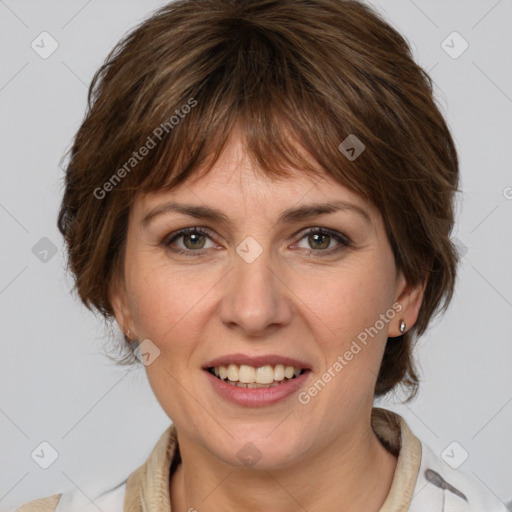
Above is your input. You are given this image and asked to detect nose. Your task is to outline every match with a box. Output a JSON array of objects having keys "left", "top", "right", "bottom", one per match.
[{"left": 218, "top": 245, "right": 293, "bottom": 337}]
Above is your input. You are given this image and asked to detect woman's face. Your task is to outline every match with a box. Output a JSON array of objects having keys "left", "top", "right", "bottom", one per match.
[{"left": 111, "top": 129, "right": 423, "bottom": 469}]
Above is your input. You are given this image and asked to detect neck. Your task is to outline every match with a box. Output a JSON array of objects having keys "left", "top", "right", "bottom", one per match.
[{"left": 170, "top": 413, "right": 398, "bottom": 512}]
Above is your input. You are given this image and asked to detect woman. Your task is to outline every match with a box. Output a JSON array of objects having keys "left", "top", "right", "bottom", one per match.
[{"left": 15, "top": 0, "right": 508, "bottom": 510}]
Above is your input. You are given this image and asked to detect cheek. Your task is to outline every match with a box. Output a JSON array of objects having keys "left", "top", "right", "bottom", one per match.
[
  {"left": 294, "top": 261, "right": 395, "bottom": 341},
  {"left": 124, "top": 254, "right": 219, "bottom": 354},
  {"left": 291, "top": 256, "right": 396, "bottom": 401}
]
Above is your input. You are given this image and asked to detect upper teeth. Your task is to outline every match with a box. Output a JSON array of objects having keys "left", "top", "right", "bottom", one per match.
[{"left": 212, "top": 364, "right": 302, "bottom": 384}]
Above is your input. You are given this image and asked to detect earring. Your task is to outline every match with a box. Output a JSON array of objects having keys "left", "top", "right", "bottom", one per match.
[
  {"left": 125, "top": 328, "right": 134, "bottom": 342},
  {"left": 399, "top": 320, "right": 406, "bottom": 334}
]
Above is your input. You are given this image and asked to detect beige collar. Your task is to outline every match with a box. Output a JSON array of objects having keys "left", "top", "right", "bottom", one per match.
[
  {"left": 372, "top": 408, "right": 422, "bottom": 511},
  {"left": 124, "top": 407, "right": 421, "bottom": 511}
]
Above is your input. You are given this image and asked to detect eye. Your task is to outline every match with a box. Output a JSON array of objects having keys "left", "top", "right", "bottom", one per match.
[
  {"left": 163, "top": 226, "right": 351, "bottom": 257},
  {"left": 294, "top": 228, "right": 351, "bottom": 256},
  {"left": 163, "top": 227, "right": 217, "bottom": 256}
]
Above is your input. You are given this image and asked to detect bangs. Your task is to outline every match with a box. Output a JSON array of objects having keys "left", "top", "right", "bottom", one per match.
[
  {"left": 101, "top": 16, "right": 372, "bottom": 202},
  {"left": 136, "top": 97, "right": 359, "bottom": 197}
]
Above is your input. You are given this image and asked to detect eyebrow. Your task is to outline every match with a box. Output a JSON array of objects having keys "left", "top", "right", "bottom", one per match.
[{"left": 141, "top": 200, "right": 371, "bottom": 227}]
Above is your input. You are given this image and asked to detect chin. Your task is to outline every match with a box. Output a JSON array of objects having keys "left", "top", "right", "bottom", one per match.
[{"left": 210, "top": 428, "right": 306, "bottom": 470}]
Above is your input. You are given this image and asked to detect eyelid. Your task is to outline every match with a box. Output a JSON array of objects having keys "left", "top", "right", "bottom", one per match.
[
  {"left": 295, "top": 226, "right": 351, "bottom": 246},
  {"left": 163, "top": 226, "right": 218, "bottom": 248}
]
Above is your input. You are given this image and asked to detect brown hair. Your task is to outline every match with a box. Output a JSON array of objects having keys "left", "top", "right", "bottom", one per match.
[{"left": 57, "top": 0, "right": 459, "bottom": 401}]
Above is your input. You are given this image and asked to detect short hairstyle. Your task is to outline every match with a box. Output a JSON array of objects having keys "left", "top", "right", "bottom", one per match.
[{"left": 57, "top": 0, "right": 459, "bottom": 401}]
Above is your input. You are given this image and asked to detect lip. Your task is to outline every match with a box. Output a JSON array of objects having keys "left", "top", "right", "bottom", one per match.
[
  {"left": 203, "top": 353, "right": 312, "bottom": 370},
  {"left": 204, "top": 368, "right": 312, "bottom": 407}
]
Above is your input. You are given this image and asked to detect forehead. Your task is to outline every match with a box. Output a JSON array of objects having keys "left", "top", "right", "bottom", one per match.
[{"left": 134, "top": 129, "right": 376, "bottom": 223}]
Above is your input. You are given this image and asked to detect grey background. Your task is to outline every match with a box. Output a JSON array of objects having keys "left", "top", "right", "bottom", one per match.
[{"left": 1, "top": 0, "right": 511, "bottom": 510}]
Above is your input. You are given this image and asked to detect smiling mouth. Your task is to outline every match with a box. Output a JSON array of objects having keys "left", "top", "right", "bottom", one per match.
[{"left": 207, "top": 364, "right": 308, "bottom": 388}]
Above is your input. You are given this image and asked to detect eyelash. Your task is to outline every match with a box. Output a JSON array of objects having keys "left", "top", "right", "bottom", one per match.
[{"left": 162, "top": 226, "right": 352, "bottom": 257}]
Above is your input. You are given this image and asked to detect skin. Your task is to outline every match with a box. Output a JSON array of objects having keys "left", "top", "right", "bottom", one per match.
[{"left": 110, "top": 127, "right": 425, "bottom": 512}]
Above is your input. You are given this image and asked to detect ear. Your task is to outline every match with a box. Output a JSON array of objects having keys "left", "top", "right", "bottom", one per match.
[
  {"left": 390, "top": 271, "right": 427, "bottom": 337},
  {"left": 109, "top": 274, "right": 134, "bottom": 338}
]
